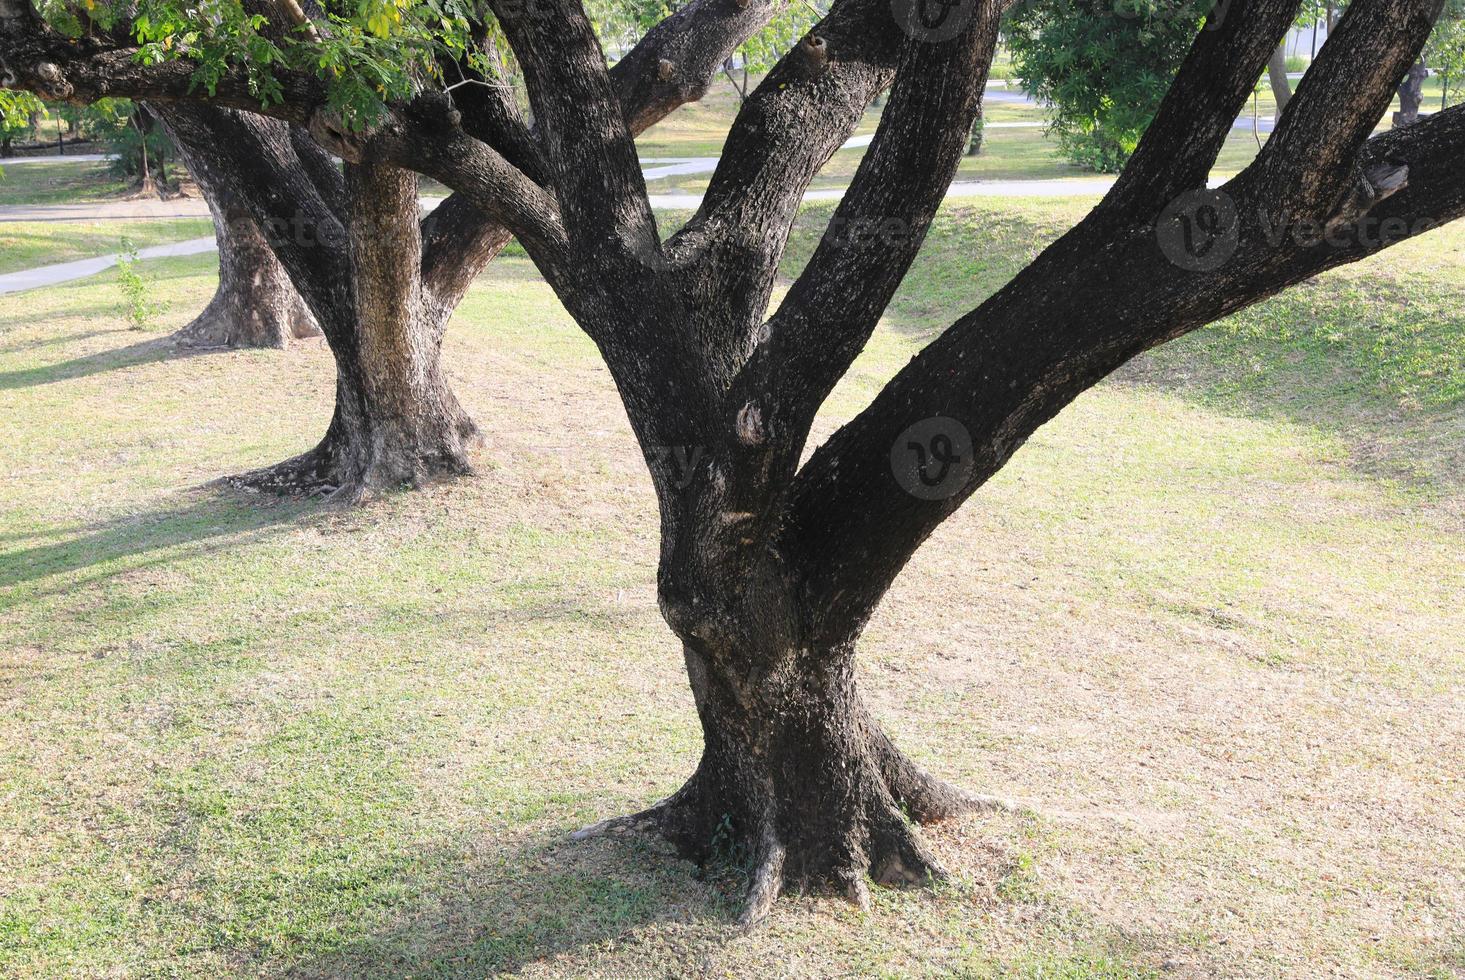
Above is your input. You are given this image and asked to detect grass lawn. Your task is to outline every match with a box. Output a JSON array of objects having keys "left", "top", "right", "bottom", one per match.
[
  {"left": 0, "top": 219, "right": 214, "bottom": 276},
  {"left": 0, "top": 161, "right": 133, "bottom": 207},
  {"left": 0, "top": 199, "right": 1462, "bottom": 978}
]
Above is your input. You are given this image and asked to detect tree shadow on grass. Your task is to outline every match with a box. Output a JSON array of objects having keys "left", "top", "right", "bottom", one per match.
[
  {"left": 283, "top": 830, "right": 738, "bottom": 978},
  {"left": 0, "top": 333, "right": 209, "bottom": 390},
  {"left": 0, "top": 488, "right": 322, "bottom": 599}
]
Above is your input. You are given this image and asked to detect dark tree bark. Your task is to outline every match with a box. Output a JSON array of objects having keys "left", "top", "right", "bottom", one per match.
[
  {"left": 163, "top": 106, "right": 483, "bottom": 500},
  {"left": 159, "top": 105, "right": 320, "bottom": 350},
  {"left": 6, "top": 0, "right": 1464, "bottom": 925}
]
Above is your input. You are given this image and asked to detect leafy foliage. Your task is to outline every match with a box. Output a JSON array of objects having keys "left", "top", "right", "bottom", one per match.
[
  {"left": 1428, "top": 1, "right": 1465, "bottom": 108},
  {"left": 1004, "top": 0, "right": 1208, "bottom": 172},
  {"left": 115, "top": 236, "right": 165, "bottom": 329}
]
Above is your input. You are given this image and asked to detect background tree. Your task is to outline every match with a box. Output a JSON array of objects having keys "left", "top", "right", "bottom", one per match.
[
  {"left": 1, "top": 0, "right": 780, "bottom": 498},
  {"left": 1005, "top": 0, "right": 1205, "bottom": 172},
  {"left": 1427, "top": 0, "right": 1465, "bottom": 105},
  {"left": 4, "top": 0, "right": 1463, "bottom": 926},
  {"left": 160, "top": 105, "right": 321, "bottom": 349},
  {"left": 0, "top": 89, "right": 44, "bottom": 156}
]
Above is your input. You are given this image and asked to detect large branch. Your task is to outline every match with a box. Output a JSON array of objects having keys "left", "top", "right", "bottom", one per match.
[
  {"left": 778, "top": 100, "right": 1465, "bottom": 643},
  {"left": 487, "top": 0, "right": 656, "bottom": 252},
  {"left": 664, "top": 0, "right": 904, "bottom": 338},
  {"left": 1101, "top": 0, "right": 1304, "bottom": 215},
  {"left": 1251, "top": 0, "right": 1446, "bottom": 218},
  {"left": 0, "top": 1, "right": 324, "bottom": 124},
  {"left": 724, "top": 3, "right": 1001, "bottom": 464},
  {"left": 418, "top": 0, "right": 785, "bottom": 310}
]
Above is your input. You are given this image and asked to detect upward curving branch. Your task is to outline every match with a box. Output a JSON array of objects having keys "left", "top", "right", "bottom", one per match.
[
  {"left": 1101, "top": 0, "right": 1304, "bottom": 216},
  {"left": 778, "top": 0, "right": 1462, "bottom": 641},
  {"left": 727, "top": 3, "right": 1002, "bottom": 457},
  {"left": 417, "top": 0, "right": 786, "bottom": 314}
]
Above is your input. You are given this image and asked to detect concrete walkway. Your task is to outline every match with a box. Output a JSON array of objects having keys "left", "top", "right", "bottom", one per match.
[
  {"left": 0, "top": 236, "right": 217, "bottom": 295},
  {"left": 3, "top": 174, "right": 1145, "bottom": 295},
  {"left": 0, "top": 152, "right": 115, "bottom": 165}
]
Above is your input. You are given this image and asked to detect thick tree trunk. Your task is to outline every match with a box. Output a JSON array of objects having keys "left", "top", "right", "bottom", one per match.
[
  {"left": 1267, "top": 43, "right": 1293, "bottom": 115},
  {"left": 233, "top": 351, "right": 479, "bottom": 501},
  {"left": 226, "top": 161, "right": 482, "bottom": 501},
  {"left": 583, "top": 628, "right": 1010, "bottom": 923},
  {"left": 160, "top": 104, "right": 320, "bottom": 349}
]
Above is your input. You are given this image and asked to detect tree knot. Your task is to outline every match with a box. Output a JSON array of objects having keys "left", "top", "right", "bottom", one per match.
[
  {"left": 407, "top": 90, "right": 461, "bottom": 131},
  {"left": 30, "top": 61, "right": 72, "bottom": 100},
  {"left": 657, "top": 58, "right": 676, "bottom": 82},
  {"left": 735, "top": 402, "right": 765, "bottom": 447},
  {"left": 798, "top": 36, "right": 829, "bottom": 75},
  {"left": 1324, "top": 159, "right": 1409, "bottom": 236},
  {"left": 308, "top": 108, "right": 368, "bottom": 163}
]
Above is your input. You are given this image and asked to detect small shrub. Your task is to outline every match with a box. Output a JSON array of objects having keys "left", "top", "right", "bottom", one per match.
[{"left": 115, "top": 237, "right": 164, "bottom": 330}]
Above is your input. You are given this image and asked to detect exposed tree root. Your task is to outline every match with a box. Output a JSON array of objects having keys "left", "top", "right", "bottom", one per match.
[
  {"left": 567, "top": 741, "right": 1019, "bottom": 927},
  {"left": 221, "top": 422, "right": 479, "bottom": 504}
]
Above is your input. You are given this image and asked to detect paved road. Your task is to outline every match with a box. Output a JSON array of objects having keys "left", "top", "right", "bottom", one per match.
[
  {"left": 1, "top": 175, "right": 1141, "bottom": 295},
  {"left": 0, "top": 99, "right": 1250, "bottom": 294}
]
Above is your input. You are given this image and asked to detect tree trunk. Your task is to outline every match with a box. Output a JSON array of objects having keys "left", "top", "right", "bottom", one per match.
[
  {"left": 175, "top": 201, "right": 319, "bottom": 349},
  {"left": 1, "top": 133, "right": 11, "bottom": 157},
  {"left": 669, "top": 641, "right": 1002, "bottom": 920},
  {"left": 965, "top": 107, "right": 984, "bottom": 156},
  {"left": 161, "top": 104, "right": 321, "bottom": 349},
  {"left": 1394, "top": 60, "right": 1428, "bottom": 127},
  {"left": 1267, "top": 43, "right": 1293, "bottom": 116},
  {"left": 226, "top": 160, "right": 481, "bottom": 501}
]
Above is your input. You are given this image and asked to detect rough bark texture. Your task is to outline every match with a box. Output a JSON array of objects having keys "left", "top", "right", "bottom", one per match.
[
  {"left": 160, "top": 107, "right": 481, "bottom": 500},
  {"left": 583, "top": 638, "right": 1011, "bottom": 923},
  {"left": 161, "top": 105, "right": 320, "bottom": 349}
]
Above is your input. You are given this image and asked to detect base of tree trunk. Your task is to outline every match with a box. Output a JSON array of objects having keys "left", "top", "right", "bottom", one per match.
[
  {"left": 573, "top": 681, "right": 1015, "bottom": 926},
  {"left": 225, "top": 390, "right": 483, "bottom": 503},
  {"left": 173, "top": 286, "right": 321, "bottom": 350}
]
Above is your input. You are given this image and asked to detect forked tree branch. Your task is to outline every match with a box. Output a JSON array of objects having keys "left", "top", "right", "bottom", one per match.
[
  {"left": 1101, "top": 0, "right": 1303, "bottom": 216},
  {"left": 665, "top": 0, "right": 904, "bottom": 339},
  {"left": 487, "top": 0, "right": 658, "bottom": 254},
  {"left": 1252, "top": 0, "right": 1446, "bottom": 218},
  {"left": 418, "top": 0, "right": 784, "bottom": 310},
  {"left": 727, "top": 3, "right": 1003, "bottom": 464}
]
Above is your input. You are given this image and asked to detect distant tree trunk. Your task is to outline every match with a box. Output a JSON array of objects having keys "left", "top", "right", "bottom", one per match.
[
  {"left": 160, "top": 108, "right": 478, "bottom": 499},
  {"left": 160, "top": 105, "right": 320, "bottom": 349},
  {"left": 177, "top": 200, "right": 321, "bottom": 349},
  {"left": 248, "top": 162, "right": 479, "bottom": 500},
  {"left": 1393, "top": 60, "right": 1428, "bottom": 127},
  {"left": 965, "top": 107, "right": 984, "bottom": 156},
  {"left": 0, "top": 133, "right": 11, "bottom": 157},
  {"left": 1267, "top": 43, "right": 1293, "bottom": 116}
]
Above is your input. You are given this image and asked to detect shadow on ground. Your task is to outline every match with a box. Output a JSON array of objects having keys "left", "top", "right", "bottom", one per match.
[
  {"left": 0, "top": 489, "right": 322, "bottom": 597},
  {"left": 282, "top": 830, "right": 738, "bottom": 978}
]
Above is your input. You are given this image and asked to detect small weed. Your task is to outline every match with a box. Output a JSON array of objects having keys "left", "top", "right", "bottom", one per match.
[{"left": 115, "top": 236, "right": 164, "bottom": 330}]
